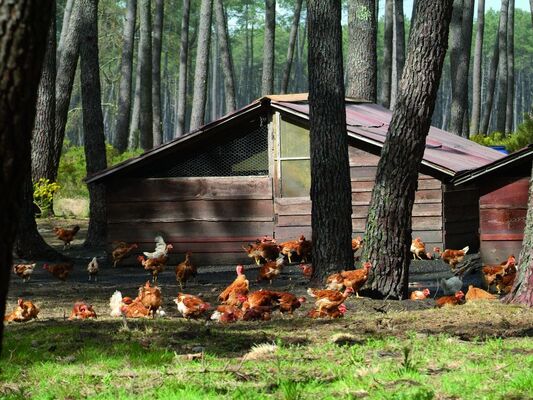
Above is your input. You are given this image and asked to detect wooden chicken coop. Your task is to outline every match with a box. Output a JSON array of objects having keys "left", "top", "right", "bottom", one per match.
[{"left": 87, "top": 94, "right": 533, "bottom": 265}]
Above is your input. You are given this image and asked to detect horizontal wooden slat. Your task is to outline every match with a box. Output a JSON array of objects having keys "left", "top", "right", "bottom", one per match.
[
  {"left": 350, "top": 166, "right": 377, "bottom": 180},
  {"left": 274, "top": 226, "right": 312, "bottom": 242},
  {"left": 480, "top": 233, "right": 524, "bottom": 241},
  {"left": 411, "top": 230, "right": 443, "bottom": 243},
  {"left": 417, "top": 179, "right": 441, "bottom": 190},
  {"left": 412, "top": 217, "right": 443, "bottom": 230},
  {"left": 108, "top": 177, "right": 273, "bottom": 203},
  {"left": 480, "top": 209, "right": 526, "bottom": 233},
  {"left": 412, "top": 203, "right": 442, "bottom": 217},
  {"left": 108, "top": 199, "right": 274, "bottom": 223},
  {"left": 351, "top": 180, "right": 374, "bottom": 192},
  {"left": 108, "top": 221, "right": 274, "bottom": 242},
  {"left": 348, "top": 147, "right": 379, "bottom": 166},
  {"left": 479, "top": 178, "right": 529, "bottom": 208},
  {"left": 415, "top": 190, "right": 442, "bottom": 203},
  {"left": 275, "top": 198, "right": 311, "bottom": 215}
]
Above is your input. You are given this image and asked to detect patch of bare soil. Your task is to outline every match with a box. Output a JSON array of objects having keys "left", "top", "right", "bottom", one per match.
[{"left": 8, "top": 217, "right": 533, "bottom": 342}]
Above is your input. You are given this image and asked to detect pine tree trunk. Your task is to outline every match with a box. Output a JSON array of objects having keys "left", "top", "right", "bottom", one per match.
[
  {"left": 261, "top": 0, "right": 275, "bottom": 95},
  {"left": 307, "top": 0, "right": 353, "bottom": 281},
  {"left": 380, "top": 0, "right": 393, "bottom": 108},
  {"left": 470, "top": 0, "right": 485, "bottom": 136},
  {"left": 281, "top": 0, "right": 303, "bottom": 94},
  {"left": 114, "top": 0, "right": 137, "bottom": 153},
  {"left": 190, "top": 0, "right": 213, "bottom": 130},
  {"left": 32, "top": 5, "right": 57, "bottom": 182},
  {"left": 152, "top": 0, "right": 164, "bottom": 146},
  {"left": 362, "top": 0, "right": 453, "bottom": 299},
  {"left": 346, "top": 0, "right": 377, "bottom": 102},
  {"left": 214, "top": 0, "right": 237, "bottom": 112},
  {"left": 480, "top": 24, "right": 500, "bottom": 135},
  {"left": 129, "top": 51, "right": 141, "bottom": 148},
  {"left": 57, "top": 0, "right": 75, "bottom": 62},
  {"left": 505, "top": 0, "right": 514, "bottom": 134},
  {"left": 139, "top": 0, "right": 153, "bottom": 149},
  {"left": 0, "top": 0, "right": 53, "bottom": 356},
  {"left": 495, "top": 0, "right": 509, "bottom": 133},
  {"left": 79, "top": 0, "right": 107, "bottom": 248},
  {"left": 504, "top": 162, "right": 533, "bottom": 306},
  {"left": 175, "top": 0, "right": 190, "bottom": 137},
  {"left": 390, "top": 0, "right": 405, "bottom": 108},
  {"left": 54, "top": 0, "right": 82, "bottom": 180}
]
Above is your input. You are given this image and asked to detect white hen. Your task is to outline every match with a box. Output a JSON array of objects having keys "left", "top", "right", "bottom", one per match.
[
  {"left": 143, "top": 236, "right": 171, "bottom": 259},
  {"left": 87, "top": 257, "right": 99, "bottom": 282},
  {"left": 109, "top": 291, "right": 123, "bottom": 317}
]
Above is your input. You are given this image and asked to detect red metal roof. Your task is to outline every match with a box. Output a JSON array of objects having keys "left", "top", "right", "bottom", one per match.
[{"left": 271, "top": 101, "right": 504, "bottom": 176}]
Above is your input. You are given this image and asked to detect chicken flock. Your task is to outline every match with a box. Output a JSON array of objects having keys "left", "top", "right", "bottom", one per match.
[{"left": 6, "top": 230, "right": 518, "bottom": 324}]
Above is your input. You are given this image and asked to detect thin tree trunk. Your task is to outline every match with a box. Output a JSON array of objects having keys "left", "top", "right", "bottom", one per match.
[
  {"left": 261, "top": 0, "right": 275, "bottom": 95},
  {"left": 190, "top": 0, "right": 213, "bottom": 130},
  {"left": 0, "top": 0, "right": 53, "bottom": 356},
  {"left": 470, "top": 0, "right": 485, "bottom": 136},
  {"left": 57, "top": 0, "right": 75, "bottom": 62},
  {"left": 79, "top": 0, "right": 107, "bottom": 247},
  {"left": 362, "top": 0, "right": 453, "bottom": 299},
  {"left": 214, "top": 0, "right": 237, "bottom": 112},
  {"left": 114, "top": 0, "right": 137, "bottom": 153},
  {"left": 175, "top": 0, "right": 190, "bottom": 137},
  {"left": 390, "top": 0, "right": 405, "bottom": 108},
  {"left": 505, "top": 0, "right": 515, "bottom": 134},
  {"left": 380, "top": 0, "right": 393, "bottom": 108},
  {"left": 152, "top": 0, "right": 164, "bottom": 146},
  {"left": 480, "top": 23, "right": 501, "bottom": 135},
  {"left": 281, "top": 0, "right": 303, "bottom": 94},
  {"left": 54, "top": 0, "right": 82, "bottom": 181},
  {"left": 139, "top": 0, "right": 153, "bottom": 150},
  {"left": 308, "top": 0, "right": 353, "bottom": 281},
  {"left": 495, "top": 0, "right": 509, "bottom": 133},
  {"left": 129, "top": 52, "right": 141, "bottom": 148},
  {"left": 32, "top": 5, "right": 57, "bottom": 182},
  {"left": 346, "top": 0, "right": 377, "bottom": 102}
]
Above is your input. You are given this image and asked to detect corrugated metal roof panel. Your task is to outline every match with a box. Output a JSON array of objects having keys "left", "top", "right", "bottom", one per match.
[{"left": 273, "top": 101, "right": 504, "bottom": 175}]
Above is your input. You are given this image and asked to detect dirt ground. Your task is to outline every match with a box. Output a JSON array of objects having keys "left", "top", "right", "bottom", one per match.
[{"left": 7, "top": 218, "right": 533, "bottom": 340}]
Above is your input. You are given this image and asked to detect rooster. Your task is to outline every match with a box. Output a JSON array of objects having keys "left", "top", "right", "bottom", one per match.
[
  {"left": 410, "top": 288, "right": 430, "bottom": 300},
  {"left": 53, "top": 225, "right": 80, "bottom": 249},
  {"left": 13, "top": 263, "right": 36, "bottom": 282},
  {"left": 112, "top": 242, "right": 138, "bottom": 268},
  {"left": 143, "top": 236, "right": 173, "bottom": 259},
  {"left": 435, "top": 291, "right": 465, "bottom": 308},
  {"left": 433, "top": 246, "right": 469, "bottom": 270},
  {"left": 465, "top": 285, "right": 497, "bottom": 301},
  {"left": 307, "top": 287, "right": 353, "bottom": 313},
  {"left": 69, "top": 301, "right": 97, "bottom": 320},
  {"left": 175, "top": 252, "right": 197, "bottom": 289},
  {"left": 308, "top": 304, "right": 347, "bottom": 319},
  {"left": 174, "top": 293, "right": 211, "bottom": 319},
  {"left": 218, "top": 265, "right": 249, "bottom": 305},
  {"left": 87, "top": 257, "right": 99, "bottom": 282},
  {"left": 137, "top": 255, "right": 167, "bottom": 283},
  {"left": 325, "top": 262, "right": 372, "bottom": 297},
  {"left": 299, "top": 263, "right": 313, "bottom": 279},
  {"left": 257, "top": 255, "right": 286, "bottom": 284},
  {"left": 137, "top": 281, "right": 162, "bottom": 317},
  {"left": 43, "top": 262, "right": 73, "bottom": 281},
  {"left": 4, "top": 299, "right": 39, "bottom": 323}
]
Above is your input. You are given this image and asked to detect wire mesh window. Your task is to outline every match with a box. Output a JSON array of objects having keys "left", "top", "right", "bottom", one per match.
[{"left": 161, "top": 125, "right": 269, "bottom": 177}]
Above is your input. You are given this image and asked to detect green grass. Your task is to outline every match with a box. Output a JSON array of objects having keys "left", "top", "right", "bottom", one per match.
[{"left": 1, "top": 318, "right": 532, "bottom": 400}]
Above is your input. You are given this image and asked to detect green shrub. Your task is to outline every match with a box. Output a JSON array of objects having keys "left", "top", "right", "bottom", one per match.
[
  {"left": 57, "top": 141, "right": 143, "bottom": 199},
  {"left": 471, "top": 109, "right": 533, "bottom": 153},
  {"left": 33, "top": 178, "right": 60, "bottom": 217}
]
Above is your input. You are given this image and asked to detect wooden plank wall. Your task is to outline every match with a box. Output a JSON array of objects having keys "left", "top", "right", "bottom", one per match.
[
  {"left": 479, "top": 177, "right": 528, "bottom": 264},
  {"left": 106, "top": 177, "right": 274, "bottom": 265},
  {"left": 274, "top": 148, "right": 444, "bottom": 250}
]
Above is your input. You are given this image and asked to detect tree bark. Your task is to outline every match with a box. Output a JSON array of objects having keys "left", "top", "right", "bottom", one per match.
[
  {"left": 380, "top": 0, "right": 393, "bottom": 108},
  {"left": 0, "top": 0, "right": 53, "bottom": 355},
  {"left": 307, "top": 0, "right": 353, "bottom": 281},
  {"left": 470, "top": 0, "right": 485, "bottom": 136},
  {"left": 449, "top": 0, "right": 474, "bottom": 137},
  {"left": 54, "top": 0, "right": 82, "bottom": 181},
  {"left": 214, "top": 0, "right": 237, "bottom": 112},
  {"left": 495, "top": 0, "right": 509, "bottom": 133},
  {"left": 57, "top": 0, "right": 75, "bottom": 62},
  {"left": 505, "top": 0, "right": 515, "bottom": 134},
  {"left": 129, "top": 49, "right": 142, "bottom": 148},
  {"left": 114, "top": 0, "right": 137, "bottom": 153},
  {"left": 480, "top": 20, "right": 501, "bottom": 136},
  {"left": 362, "top": 0, "right": 453, "bottom": 299},
  {"left": 281, "top": 0, "right": 303, "bottom": 94},
  {"left": 79, "top": 0, "right": 108, "bottom": 247},
  {"left": 139, "top": 0, "right": 153, "bottom": 150},
  {"left": 152, "top": 0, "right": 164, "bottom": 146},
  {"left": 175, "top": 0, "right": 190, "bottom": 137},
  {"left": 32, "top": 4, "right": 57, "bottom": 182},
  {"left": 261, "top": 0, "right": 276, "bottom": 95},
  {"left": 346, "top": 0, "right": 377, "bottom": 102},
  {"left": 190, "top": 0, "right": 213, "bottom": 130},
  {"left": 390, "top": 0, "right": 405, "bottom": 108}
]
